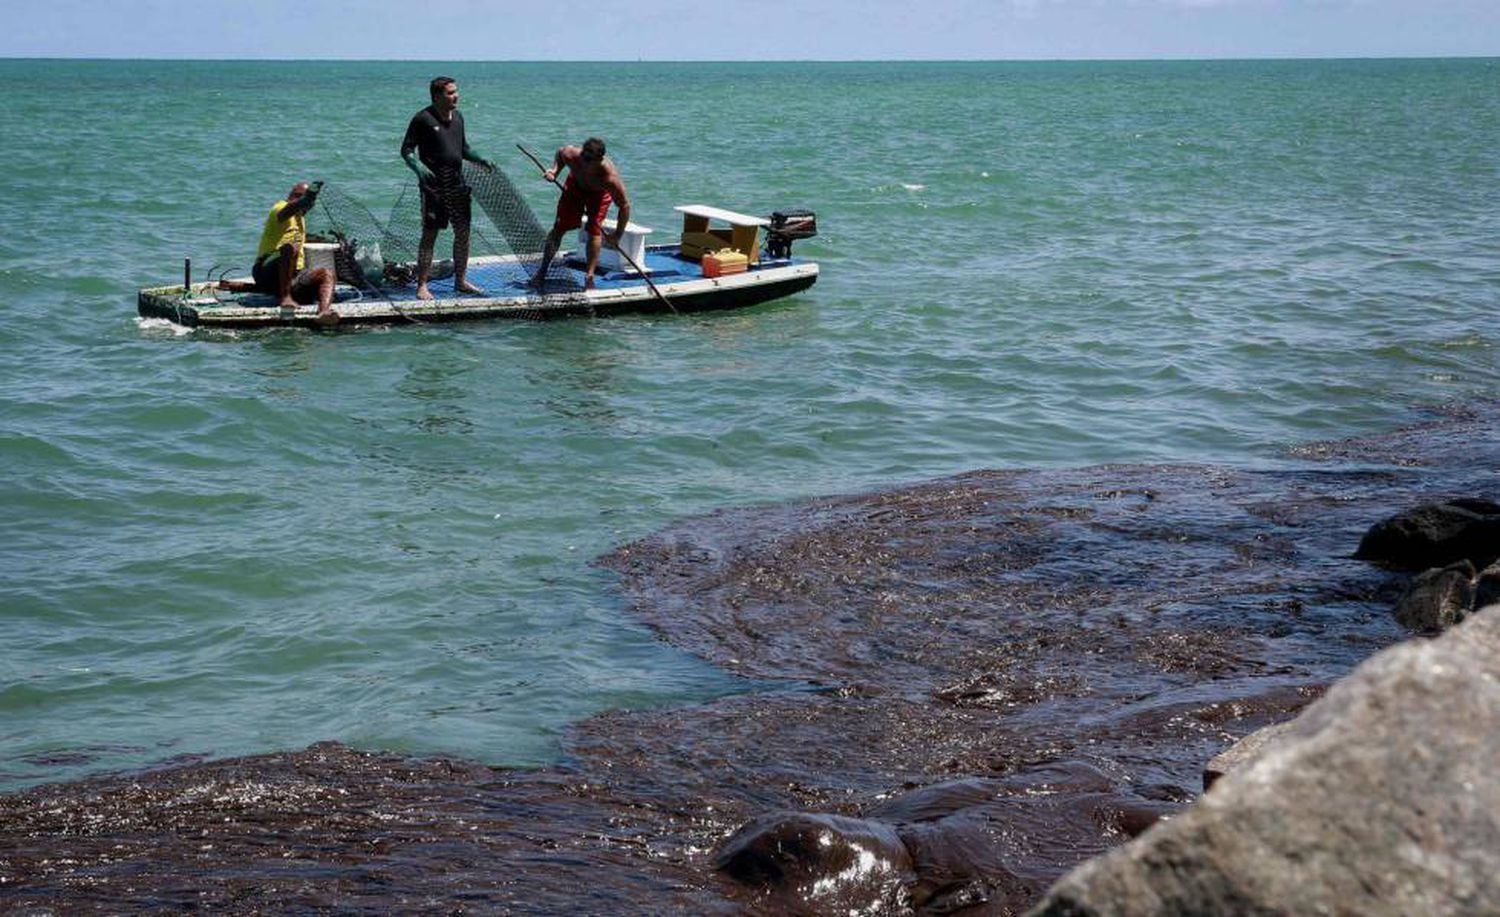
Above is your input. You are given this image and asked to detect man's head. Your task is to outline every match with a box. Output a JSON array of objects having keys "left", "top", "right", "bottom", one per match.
[
  {"left": 287, "top": 181, "right": 311, "bottom": 203},
  {"left": 580, "top": 137, "right": 606, "bottom": 165},
  {"left": 430, "top": 76, "right": 459, "bottom": 111}
]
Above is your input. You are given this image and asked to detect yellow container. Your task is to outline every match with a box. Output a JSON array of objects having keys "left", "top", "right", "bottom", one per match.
[{"left": 702, "top": 249, "right": 749, "bottom": 278}]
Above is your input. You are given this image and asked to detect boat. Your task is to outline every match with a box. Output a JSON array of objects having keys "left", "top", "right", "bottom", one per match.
[{"left": 137, "top": 204, "right": 819, "bottom": 329}]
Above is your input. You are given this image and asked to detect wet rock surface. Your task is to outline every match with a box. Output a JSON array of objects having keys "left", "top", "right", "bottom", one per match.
[
  {"left": 1394, "top": 559, "right": 1477, "bottom": 632},
  {"left": 1355, "top": 497, "right": 1500, "bottom": 571},
  {"left": 3, "top": 402, "right": 1498, "bottom": 914},
  {"left": 1357, "top": 498, "right": 1500, "bottom": 634}
]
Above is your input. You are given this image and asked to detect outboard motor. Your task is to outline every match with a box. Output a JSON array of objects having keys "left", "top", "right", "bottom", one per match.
[{"left": 765, "top": 209, "right": 817, "bottom": 259}]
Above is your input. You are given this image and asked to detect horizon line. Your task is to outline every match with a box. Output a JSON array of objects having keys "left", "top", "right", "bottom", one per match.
[{"left": 2, "top": 53, "right": 1498, "bottom": 64}]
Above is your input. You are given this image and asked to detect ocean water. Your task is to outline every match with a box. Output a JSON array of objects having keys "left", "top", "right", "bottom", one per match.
[{"left": 1, "top": 58, "right": 1497, "bottom": 791}]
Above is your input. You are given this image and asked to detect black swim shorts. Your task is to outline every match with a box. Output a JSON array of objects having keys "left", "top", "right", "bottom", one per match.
[
  {"left": 420, "top": 177, "right": 472, "bottom": 232},
  {"left": 251, "top": 255, "right": 324, "bottom": 305}
]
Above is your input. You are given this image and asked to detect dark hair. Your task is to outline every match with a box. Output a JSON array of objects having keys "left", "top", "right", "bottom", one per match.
[
  {"left": 581, "top": 137, "right": 606, "bottom": 162},
  {"left": 430, "top": 76, "right": 456, "bottom": 99}
]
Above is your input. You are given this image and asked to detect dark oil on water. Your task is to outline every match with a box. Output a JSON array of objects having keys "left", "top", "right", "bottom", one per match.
[{"left": 3, "top": 403, "right": 1495, "bottom": 914}]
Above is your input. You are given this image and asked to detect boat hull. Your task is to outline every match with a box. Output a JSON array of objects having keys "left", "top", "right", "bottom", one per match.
[{"left": 137, "top": 250, "right": 819, "bottom": 329}]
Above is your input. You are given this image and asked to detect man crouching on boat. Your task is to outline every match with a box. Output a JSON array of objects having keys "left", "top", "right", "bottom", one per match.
[
  {"left": 533, "top": 138, "right": 631, "bottom": 291},
  {"left": 253, "top": 180, "right": 338, "bottom": 326}
]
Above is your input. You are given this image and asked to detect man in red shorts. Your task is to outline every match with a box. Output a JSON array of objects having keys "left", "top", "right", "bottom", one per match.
[{"left": 532, "top": 137, "right": 632, "bottom": 291}]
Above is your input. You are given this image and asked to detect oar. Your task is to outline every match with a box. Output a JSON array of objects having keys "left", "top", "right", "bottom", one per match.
[{"left": 517, "top": 143, "right": 677, "bottom": 315}]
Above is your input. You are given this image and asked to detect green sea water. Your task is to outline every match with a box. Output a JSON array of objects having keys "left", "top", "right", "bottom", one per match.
[{"left": 2, "top": 59, "right": 1497, "bottom": 790}]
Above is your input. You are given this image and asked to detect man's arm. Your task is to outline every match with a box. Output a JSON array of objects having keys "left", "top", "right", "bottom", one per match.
[
  {"left": 544, "top": 145, "right": 579, "bottom": 183},
  {"left": 462, "top": 140, "right": 494, "bottom": 171},
  {"left": 280, "top": 181, "right": 324, "bottom": 220},
  {"left": 402, "top": 149, "right": 435, "bottom": 183},
  {"left": 400, "top": 116, "right": 435, "bottom": 183},
  {"left": 606, "top": 172, "right": 630, "bottom": 244}
]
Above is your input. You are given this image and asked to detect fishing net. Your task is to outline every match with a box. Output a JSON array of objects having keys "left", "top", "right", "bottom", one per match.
[
  {"left": 304, "top": 161, "right": 586, "bottom": 320},
  {"left": 309, "top": 184, "right": 411, "bottom": 284}
]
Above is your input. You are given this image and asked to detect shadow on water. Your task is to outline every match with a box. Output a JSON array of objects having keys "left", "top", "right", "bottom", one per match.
[
  {"left": 2, "top": 402, "right": 1496, "bottom": 913},
  {"left": 396, "top": 357, "right": 477, "bottom": 436}
]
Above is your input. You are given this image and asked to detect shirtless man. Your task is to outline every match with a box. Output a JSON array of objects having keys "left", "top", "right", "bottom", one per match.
[
  {"left": 252, "top": 180, "right": 338, "bottom": 325},
  {"left": 400, "top": 76, "right": 495, "bottom": 300},
  {"left": 533, "top": 137, "right": 631, "bottom": 291}
]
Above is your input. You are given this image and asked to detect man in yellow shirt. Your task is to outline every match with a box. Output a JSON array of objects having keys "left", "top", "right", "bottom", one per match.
[{"left": 254, "top": 180, "right": 337, "bottom": 325}]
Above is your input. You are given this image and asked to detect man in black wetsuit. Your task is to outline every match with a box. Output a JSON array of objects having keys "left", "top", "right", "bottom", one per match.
[{"left": 400, "top": 76, "right": 494, "bottom": 300}]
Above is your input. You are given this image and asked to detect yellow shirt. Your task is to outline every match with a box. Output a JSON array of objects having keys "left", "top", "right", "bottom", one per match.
[{"left": 255, "top": 200, "right": 305, "bottom": 269}]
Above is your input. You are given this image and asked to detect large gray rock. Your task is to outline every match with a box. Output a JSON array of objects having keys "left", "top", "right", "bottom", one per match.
[
  {"left": 1029, "top": 605, "right": 1500, "bottom": 917},
  {"left": 1200, "top": 720, "right": 1297, "bottom": 791}
]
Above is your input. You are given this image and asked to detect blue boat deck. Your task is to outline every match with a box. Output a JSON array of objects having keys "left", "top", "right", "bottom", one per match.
[
  {"left": 398, "top": 248, "right": 799, "bottom": 301},
  {"left": 411, "top": 247, "right": 702, "bottom": 302}
]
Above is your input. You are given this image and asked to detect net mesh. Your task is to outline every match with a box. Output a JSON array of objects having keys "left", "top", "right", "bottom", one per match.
[{"left": 305, "top": 161, "right": 586, "bottom": 319}]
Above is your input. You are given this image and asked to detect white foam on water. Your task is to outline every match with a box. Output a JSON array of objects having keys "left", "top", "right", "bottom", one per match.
[{"left": 136, "top": 316, "right": 195, "bottom": 336}]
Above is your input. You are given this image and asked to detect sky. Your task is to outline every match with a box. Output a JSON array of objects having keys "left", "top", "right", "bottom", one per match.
[{"left": 2, "top": 0, "right": 1497, "bottom": 60}]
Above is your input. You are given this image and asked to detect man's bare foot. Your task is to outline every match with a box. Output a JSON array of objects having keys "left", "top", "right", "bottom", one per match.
[
  {"left": 455, "top": 280, "right": 485, "bottom": 295},
  {"left": 314, "top": 310, "right": 340, "bottom": 327},
  {"left": 278, "top": 298, "right": 297, "bottom": 308},
  {"left": 584, "top": 276, "right": 596, "bottom": 291},
  {"left": 416, "top": 284, "right": 434, "bottom": 301}
]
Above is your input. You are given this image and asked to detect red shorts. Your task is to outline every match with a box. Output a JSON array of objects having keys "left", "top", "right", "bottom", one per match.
[{"left": 556, "top": 175, "right": 612, "bottom": 236}]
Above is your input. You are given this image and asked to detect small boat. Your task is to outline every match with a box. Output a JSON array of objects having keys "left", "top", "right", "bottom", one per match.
[{"left": 138, "top": 204, "right": 819, "bottom": 329}]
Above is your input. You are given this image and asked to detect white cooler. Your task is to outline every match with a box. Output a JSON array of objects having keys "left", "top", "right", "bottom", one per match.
[
  {"left": 304, "top": 241, "right": 340, "bottom": 275},
  {"left": 576, "top": 219, "right": 651, "bottom": 273}
]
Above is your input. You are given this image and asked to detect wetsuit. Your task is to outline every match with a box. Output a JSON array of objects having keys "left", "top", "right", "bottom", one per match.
[{"left": 400, "top": 105, "right": 472, "bottom": 231}]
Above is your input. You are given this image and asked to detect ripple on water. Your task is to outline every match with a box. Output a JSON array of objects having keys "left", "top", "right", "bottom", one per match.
[{"left": 2, "top": 59, "right": 1499, "bottom": 796}]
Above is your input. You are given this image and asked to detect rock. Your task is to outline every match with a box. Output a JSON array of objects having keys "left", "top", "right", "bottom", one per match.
[
  {"left": 1027, "top": 606, "right": 1500, "bottom": 917},
  {"left": 1354, "top": 498, "right": 1500, "bottom": 570},
  {"left": 865, "top": 776, "right": 1035, "bottom": 912},
  {"left": 1475, "top": 561, "right": 1500, "bottom": 609},
  {"left": 897, "top": 817, "right": 1021, "bottom": 913},
  {"left": 1201, "top": 720, "right": 1297, "bottom": 791},
  {"left": 713, "top": 812, "right": 914, "bottom": 912},
  {"left": 1393, "top": 560, "right": 1476, "bottom": 633}
]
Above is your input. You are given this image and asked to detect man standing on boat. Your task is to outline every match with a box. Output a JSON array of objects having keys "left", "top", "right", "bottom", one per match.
[
  {"left": 253, "top": 180, "right": 338, "bottom": 325},
  {"left": 532, "top": 138, "right": 631, "bottom": 291},
  {"left": 400, "top": 76, "right": 495, "bottom": 300}
]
